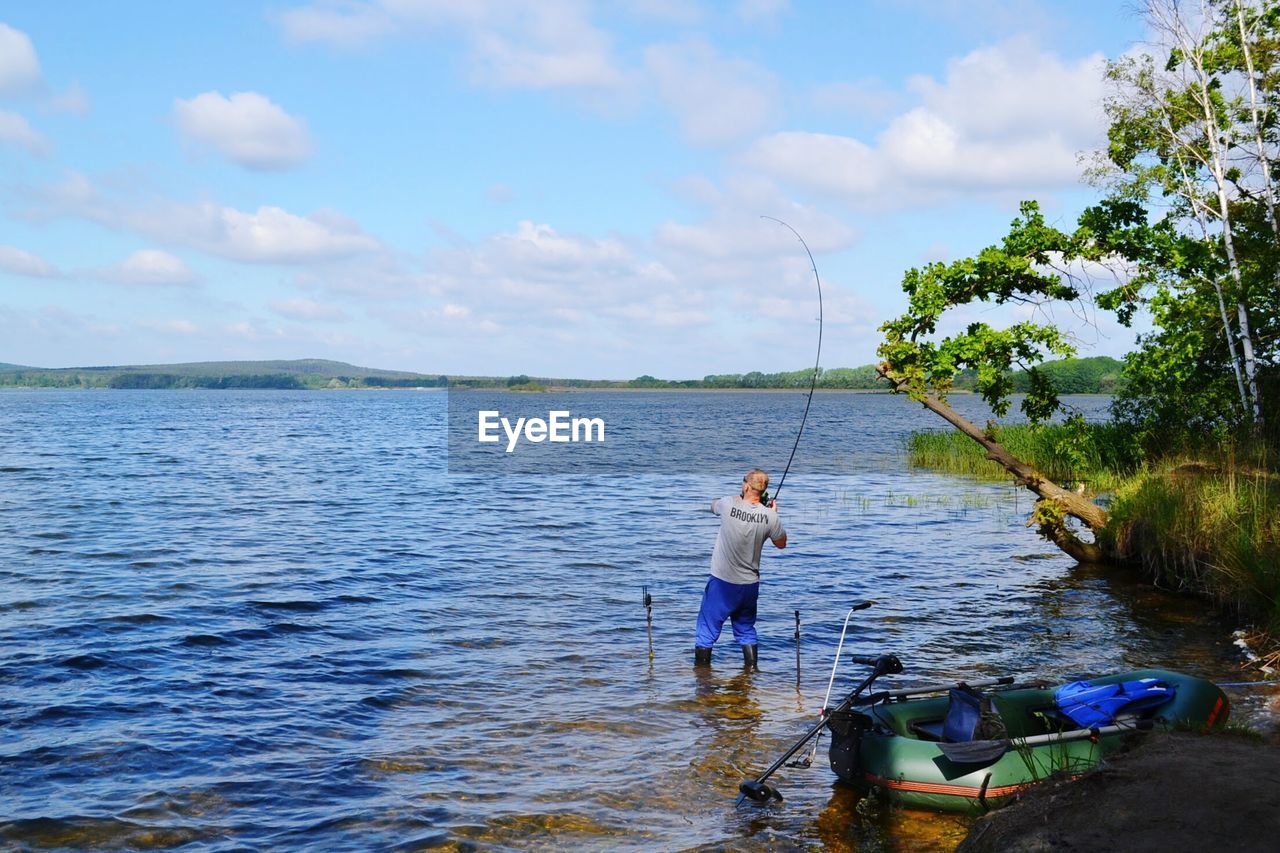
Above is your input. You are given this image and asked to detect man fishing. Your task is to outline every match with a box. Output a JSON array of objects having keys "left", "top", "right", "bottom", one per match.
[{"left": 694, "top": 468, "right": 787, "bottom": 670}]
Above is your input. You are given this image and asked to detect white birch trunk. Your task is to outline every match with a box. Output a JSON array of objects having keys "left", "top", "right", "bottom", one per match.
[{"left": 1158, "top": 0, "right": 1264, "bottom": 423}]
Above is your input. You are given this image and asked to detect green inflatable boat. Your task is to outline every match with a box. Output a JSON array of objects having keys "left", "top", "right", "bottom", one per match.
[{"left": 826, "top": 668, "right": 1230, "bottom": 814}]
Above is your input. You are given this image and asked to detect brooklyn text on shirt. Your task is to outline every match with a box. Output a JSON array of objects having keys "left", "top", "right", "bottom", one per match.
[{"left": 729, "top": 506, "right": 771, "bottom": 524}]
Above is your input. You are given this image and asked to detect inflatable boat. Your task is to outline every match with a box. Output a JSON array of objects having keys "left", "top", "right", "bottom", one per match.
[{"left": 826, "top": 667, "right": 1230, "bottom": 814}]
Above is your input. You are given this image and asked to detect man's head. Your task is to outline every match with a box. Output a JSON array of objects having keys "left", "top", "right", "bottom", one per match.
[{"left": 742, "top": 468, "right": 770, "bottom": 498}]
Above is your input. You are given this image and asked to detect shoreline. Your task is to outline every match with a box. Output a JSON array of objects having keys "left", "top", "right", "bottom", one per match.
[
  {"left": 958, "top": 730, "right": 1280, "bottom": 851},
  {"left": 0, "top": 385, "right": 1121, "bottom": 395}
]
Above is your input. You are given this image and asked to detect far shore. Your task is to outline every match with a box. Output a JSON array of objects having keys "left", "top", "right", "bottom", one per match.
[{"left": 0, "top": 384, "right": 1120, "bottom": 395}]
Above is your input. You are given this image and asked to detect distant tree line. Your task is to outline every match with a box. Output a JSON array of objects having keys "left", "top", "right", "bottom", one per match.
[
  {"left": 0, "top": 371, "right": 451, "bottom": 390},
  {"left": 0, "top": 358, "right": 1124, "bottom": 393},
  {"left": 107, "top": 373, "right": 306, "bottom": 389},
  {"left": 624, "top": 359, "right": 1122, "bottom": 393}
]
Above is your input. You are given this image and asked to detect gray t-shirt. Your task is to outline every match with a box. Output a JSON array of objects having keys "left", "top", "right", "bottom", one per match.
[{"left": 709, "top": 496, "right": 786, "bottom": 584}]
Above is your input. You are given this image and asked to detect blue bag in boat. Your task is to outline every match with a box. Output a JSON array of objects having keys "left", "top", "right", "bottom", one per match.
[
  {"left": 1054, "top": 678, "right": 1176, "bottom": 728},
  {"left": 942, "top": 686, "right": 983, "bottom": 742}
]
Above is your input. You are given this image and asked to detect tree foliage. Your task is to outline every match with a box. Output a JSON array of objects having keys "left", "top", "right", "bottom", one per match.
[
  {"left": 878, "top": 201, "right": 1087, "bottom": 422},
  {"left": 1091, "top": 0, "right": 1280, "bottom": 443}
]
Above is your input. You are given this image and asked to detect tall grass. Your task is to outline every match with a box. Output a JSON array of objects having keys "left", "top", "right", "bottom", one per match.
[
  {"left": 908, "top": 426, "right": 1280, "bottom": 639},
  {"left": 906, "top": 423, "right": 1139, "bottom": 493},
  {"left": 1103, "top": 459, "right": 1280, "bottom": 634}
]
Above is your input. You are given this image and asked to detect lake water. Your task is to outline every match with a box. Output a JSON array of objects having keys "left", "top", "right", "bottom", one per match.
[{"left": 0, "top": 391, "right": 1263, "bottom": 851}]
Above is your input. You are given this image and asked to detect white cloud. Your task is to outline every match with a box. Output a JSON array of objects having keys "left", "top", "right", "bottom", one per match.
[
  {"left": 31, "top": 172, "right": 381, "bottom": 264},
  {"left": 0, "top": 306, "right": 119, "bottom": 354},
  {"left": 174, "top": 91, "right": 312, "bottom": 171},
  {"left": 418, "top": 219, "right": 703, "bottom": 333},
  {"left": 361, "top": 188, "right": 863, "bottom": 370},
  {"left": 880, "top": 107, "right": 1083, "bottom": 190},
  {"left": 138, "top": 318, "right": 200, "bottom": 336},
  {"left": 809, "top": 79, "right": 899, "bottom": 118},
  {"left": 464, "top": 6, "right": 623, "bottom": 89},
  {"left": 0, "top": 23, "right": 41, "bottom": 95},
  {"left": 269, "top": 296, "right": 349, "bottom": 321},
  {"left": 96, "top": 250, "right": 199, "bottom": 286},
  {"left": 742, "top": 132, "right": 879, "bottom": 197},
  {"left": 644, "top": 39, "right": 779, "bottom": 146},
  {"left": 0, "top": 244, "right": 57, "bottom": 278},
  {"left": 280, "top": 1, "right": 623, "bottom": 89},
  {"left": 485, "top": 219, "right": 632, "bottom": 273},
  {"left": 485, "top": 183, "right": 515, "bottom": 203},
  {"left": 743, "top": 39, "right": 1107, "bottom": 204},
  {"left": 908, "top": 36, "right": 1105, "bottom": 143},
  {"left": 151, "top": 203, "right": 379, "bottom": 262},
  {"left": 277, "top": 1, "right": 393, "bottom": 48},
  {"left": 47, "top": 81, "right": 90, "bottom": 115},
  {"left": 0, "top": 110, "right": 49, "bottom": 155},
  {"left": 623, "top": 0, "right": 705, "bottom": 25},
  {"left": 653, "top": 201, "right": 855, "bottom": 262},
  {"left": 736, "top": 0, "right": 789, "bottom": 24}
]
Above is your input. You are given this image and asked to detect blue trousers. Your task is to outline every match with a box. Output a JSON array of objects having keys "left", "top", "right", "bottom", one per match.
[{"left": 695, "top": 575, "right": 759, "bottom": 647}]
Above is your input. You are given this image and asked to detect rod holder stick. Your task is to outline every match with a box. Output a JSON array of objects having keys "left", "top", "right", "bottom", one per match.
[
  {"left": 643, "top": 586, "right": 654, "bottom": 661},
  {"left": 793, "top": 609, "right": 801, "bottom": 690},
  {"left": 822, "top": 604, "right": 865, "bottom": 713},
  {"left": 801, "top": 601, "right": 871, "bottom": 767}
]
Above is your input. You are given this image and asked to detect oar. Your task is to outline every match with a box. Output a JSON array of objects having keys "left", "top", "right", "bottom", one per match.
[
  {"left": 737, "top": 651, "right": 902, "bottom": 805},
  {"left": 937, "top": 718, "right": 1155, "bottom": 765},
  {"left": 855, "top": 676, "right": 1017, "bottom": 704}
]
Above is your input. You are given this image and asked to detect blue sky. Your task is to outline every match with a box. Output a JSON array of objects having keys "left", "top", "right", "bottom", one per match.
[{"left": 0, "top": 1, "right": 1148, "bottom": 378}]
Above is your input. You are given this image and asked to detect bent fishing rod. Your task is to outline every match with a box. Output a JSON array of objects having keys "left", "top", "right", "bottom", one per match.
[{"left": 759, "top": 216, "right": 823, "bottom": 506}]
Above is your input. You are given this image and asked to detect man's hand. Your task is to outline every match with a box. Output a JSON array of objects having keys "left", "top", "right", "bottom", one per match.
[{"left": 766, "top": 499, "right": 778, "bottom": 511}]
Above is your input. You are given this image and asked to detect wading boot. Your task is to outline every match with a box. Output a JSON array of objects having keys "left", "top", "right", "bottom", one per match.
[
  {"left": 742, "top": 644, "right": 758, "bottom": 671},
  {"left": 694, "top": 646, "right": 712, "bottom": 667}
]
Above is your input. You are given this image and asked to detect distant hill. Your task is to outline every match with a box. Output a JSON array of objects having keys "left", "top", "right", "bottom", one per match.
[
  {"left": 0, "top": 356, "right": 1126, "bottom": 393},
  {"left": 1010, "top": 356, "right": 1124, "bottom": 394},
  {"left": 947, "top": 356, "right": 1124, "bottom": 395},
  {"left": 0, "top": 359, "right": 448, "bottom": 389}
]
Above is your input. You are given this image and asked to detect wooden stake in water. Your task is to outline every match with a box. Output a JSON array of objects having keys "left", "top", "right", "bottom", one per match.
[
  {"left": 643, "top": 586, "right": 654, "bottom": 661},
  {"left": 794, "top": 609, "right": 801, "bottom": 689}
]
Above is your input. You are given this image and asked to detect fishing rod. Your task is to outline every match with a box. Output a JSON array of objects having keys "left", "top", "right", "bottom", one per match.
[{"left": 759, "top": 216, "right": 823, "bottom": 505}]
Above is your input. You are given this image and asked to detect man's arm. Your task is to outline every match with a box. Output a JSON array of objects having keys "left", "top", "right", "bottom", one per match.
[
  {"left": 770, "top": 502, "right": 786, "bottom": 548},
  {"left": 772, "top": 533, "right": 787, "bottom": 549}
]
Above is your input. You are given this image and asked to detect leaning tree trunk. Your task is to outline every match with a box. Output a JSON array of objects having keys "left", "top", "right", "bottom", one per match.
[{"left": 879, "top": 367, "right": 1109, "bottom": 564}]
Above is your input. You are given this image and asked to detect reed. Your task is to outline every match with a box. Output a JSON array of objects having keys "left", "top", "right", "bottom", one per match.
[{"left": 905, "top": 423, "right": 1139, "bottom": 493}]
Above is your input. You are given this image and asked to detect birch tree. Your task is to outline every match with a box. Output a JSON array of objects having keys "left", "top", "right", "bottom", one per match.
[{"left": 1096, "top": 0, "right": 1274, "bottom": 431}]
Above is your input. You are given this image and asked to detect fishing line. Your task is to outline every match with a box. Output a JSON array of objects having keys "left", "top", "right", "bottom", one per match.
[{"left": 759, "top": 216, "right": 823, "bottom": 504}]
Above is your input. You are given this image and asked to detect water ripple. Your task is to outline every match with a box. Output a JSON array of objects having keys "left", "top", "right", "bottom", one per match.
[{"left": 0, "top": 390, "right": 1259, "bottom": 850}]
